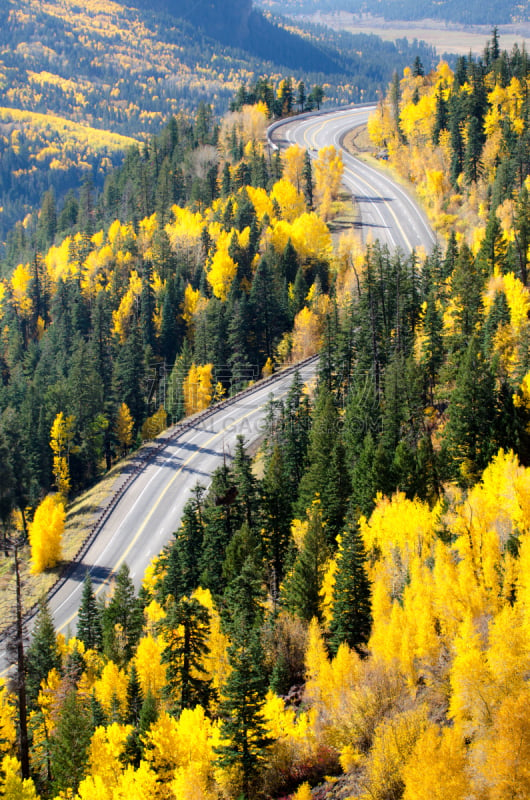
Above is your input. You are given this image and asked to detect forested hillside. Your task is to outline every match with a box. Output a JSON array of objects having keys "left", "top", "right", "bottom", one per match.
[
  {"left": 0, "top": 0, "right": 435, "bottom": 248},
  {"left": 258, "top": 0, "right": 527, "bottom": 25},
  {"left": 2, "top": 30, "right": 530, "bottom": 800}
]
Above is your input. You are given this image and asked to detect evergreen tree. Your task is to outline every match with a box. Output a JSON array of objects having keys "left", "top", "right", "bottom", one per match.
[
  {"left": 330, "top": 522, "right": 371, "bottom": 653},
  {"left": 26, "top": 598, "right": 61, "bottom": 709},
  {"left": 261, "top": 443, "right": 292, "bottom": 601},
  {"left": 216, "top": 559, "right": 272, "bottom": 799},
  {"left": 303, "top": 150, "right": 313, "bottom": 208},
  {"left": 102, "top": 563, "right": 143, "bottom": 664},
  {"left": 161, "top": 597, "right": 211, "bottom": 715},
  {"left": 161, "top": 486, "right": 204, "bottom": 601},
  {"left": 232, "top": 436, "right": 260, "bottom": 529},
  {"left": 283, "top": 499, "right": 329, "bottom": 623},
  {"left": 443, "top": 335, "right": 498, "bottom": 486},
  {"left": 76, "top": 572, "right": 103, "bottom": 651},
  {"left": 50, "top": 683, "right": 93, "bottom": 794}
]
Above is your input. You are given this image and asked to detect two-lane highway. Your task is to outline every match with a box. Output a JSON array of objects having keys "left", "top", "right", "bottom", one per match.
[
  {"left": 0, "top": 359, "right": 317, "bottom": 671},
  {"left": 269, "top": 106, "right": 436, "bottom": 254},
  {"left": 3, "top": 105, "right": 437, "bottom": 671}
]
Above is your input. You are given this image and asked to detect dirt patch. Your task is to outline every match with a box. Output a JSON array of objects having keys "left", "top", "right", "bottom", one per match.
[{"left": 341, "top": 125, "right": 373, "bottom": 158}]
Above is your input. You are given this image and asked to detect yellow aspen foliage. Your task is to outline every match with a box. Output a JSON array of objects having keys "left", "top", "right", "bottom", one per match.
[
  {"left": 281, "top": 144, "right": 306, "bottom": 192},
  {"left": 111, "top": 270, "right": 142, "bottom": 342},
  {"left": 137, "top": 213, "right": 158, "bottom": 257},
  {"left": 80, "top": 248, "right": 106, "bottom": 299},
  {"left": 304, "top": 618, "right": 333, "bottom": 713},
  {"left": 362, "top": 708, "right": 428, "bottom": 800},
  {"left": 515, "top": 532, "right": 530, "bottom": 645},
  {"left": 93, "top": 661, "right": 128, "bottom": 718},
  {"left": 496, "top": 197, "right": 516, "bottom": 243},
  {"left": 112, "top": 761, "right": 160, "bottom": 800},
  {"left": 246, "top": 185, "right": 274, "bottom": 222},
  {"left": 0, "top": 681, "right": 16, "bottom": 756},
  {"left": 486, "top": 604, "right": 527, "bottom": 698},
  {"left": 290, "top": 306, "right": 321, "bottom": 361},
  {"left": 267, "top": 213, "right": 332, "bottom": 262},
  {"left": 114, "top": 402, "right": 134, "bottom": 454},
  {"left": 360, "top": 492, "right": 437, "bottom": 567},
  {"left": 291, "top": 518, "right": 309, "bottom": 550},
  {"left": 171, "top": 764, "right": 218, "bottom": 800},
  {"left": 183, "top": 364, "right": 213, "bottom": 416},
  {"left": 141, "top": 406, "right": 167, "bottom": 441},
  {"left": 320, "top": 556, "right": 337, "bottom": 629},
  {"left": 29, "top": 494, "right": 65, "bottom": 574},
  {"left": 479, "top": 687, "right": 530, "bottom": 799},
  {"left": 76, "top": 760, "right": 159, "bottom": 800},
  {"left": 143, "top": 707, "right": 219, "bottom": 786},
  {"left": 0, "top": 755, "right": 39, "bottom": 800},
  {"left": 107, "top": 220, "right": 136, "bottom": 252},
  {"left": 402, "top": 724, "right": 470, "bottom": 800},
  {"left": 313, "top": 145, "right": 344, "bottom": 213},
  {"left": 86, "top": 723, "right": 133, "bottom": 787},
  {"left": 143, "top": 599, "right": 166, "bottom": 631},
  {"left": 192, "top": 588, "right": 231, "bottom": 698},
  {"left": 166, "top": 207, "right": 204, "bottom": 259},
  {"left": 10, "top": 263, "right": 33, "bottom": 319},
  {"left": 367, "top": 103, "right": 395, "bottom": 149},
  {"left": 448, "top": 614, "right": 494, "bottom": 736},
  {"left": 134, "top": 634, "right": 166, "bottom": 700},
  {"left": 182, "top": 283, "right": 201, "bottom": 324},
  {"left": 270, "top": 178, "right": 307, "bottom": 222},
  {"left": 50, "top": 411, "right": 76, "bottom": 498},
  {"left": 262, "top": 691, "right": 318, "bottom": 784},
  {"left": 292, "top": 782, "right": 312, "bottom": 800},
  {"left": 399, "top": 94, "right": 436, "bottom": 145},
  {"left": 206, "top": 245, "right": 237, "bottom": 301},
  {"left": 218, "top": 102, "right": 268, "bottom": 153},
  {"left": 261, "top": 357, "right": 273, "bottom": 378}
]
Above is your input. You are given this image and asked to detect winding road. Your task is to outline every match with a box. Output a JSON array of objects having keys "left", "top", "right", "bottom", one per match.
[
  {"left": 4, "top": 105, "right": 435, "bottom": 670},
  {"left": 269, "top": 105, "right": 436, "bottom": 254}
]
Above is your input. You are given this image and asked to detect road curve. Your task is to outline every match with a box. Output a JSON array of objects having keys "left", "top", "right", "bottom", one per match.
[
  {"left": 4, "top": 107, "right": 435, "bottom": 671},
  {"left": 1, "top": 358, "right": 317, "bottom": 671},
  {"left": 269, "top": 105, "right": 437, "bottom": 254}
]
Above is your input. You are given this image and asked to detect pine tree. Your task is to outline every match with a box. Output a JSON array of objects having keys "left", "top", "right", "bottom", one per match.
[
  {"left": 261, "top": 443, "right": 292, "bottom": 600},
  {"left": 329, "top": 521, "right": 371, "bottom": 656},
  {"left": 443, "top": 335, "right": 498, "bottom": 486},
  {"left": 50, "top": 684, "right": 93, "bottom": 794},
  {"left": 102, "top": 563, "right": 143, "bottom": 664},
  {"left": 284, "top": 499, "right": 330, "bottom": 623},
  {"left": 77, "top": 572, "right": 103, "bottom": 651},
  {"left": 161, "top": 486, "right": 204, "bottom": 601},
  {"left": 161, "top": 597, "right": 211, "bottom": 715},
  {"left": 216, "top": 559, "right": 272, "bottom": 799},
  {"left": 232, "top": 436, "right": 259, "bottom": 529},
  {"left": 26, "top": 598, "right": 60, "bottom": 709}
]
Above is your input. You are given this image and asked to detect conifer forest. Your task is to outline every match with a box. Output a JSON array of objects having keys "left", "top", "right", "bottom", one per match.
[{"left": 0, "top": 2, "right": 530, "bottom": 798}]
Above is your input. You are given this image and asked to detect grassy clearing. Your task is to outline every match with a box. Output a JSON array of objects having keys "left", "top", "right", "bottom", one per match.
[{"left": 300, "top": 12, "right": 530, "bottom": 56}]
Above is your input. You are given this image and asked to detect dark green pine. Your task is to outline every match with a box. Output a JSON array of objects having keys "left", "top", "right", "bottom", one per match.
[
  {"left": 77, "top": 572, "right": 103, "bottom": 652},
  {"left": 162, "top": 597, "right": 211, "bottom": 715},
  {"left": 216, "top": 558, "right": 272, "bottom": 800},
  {"left": 283, "top": 502, "right": 330, "bottom": 623},
  {"left": 26, "top": 598, "right": 61, "bottom": 709},
  {"left": 102, "top": 563, "right": 143, "bottom": 664},
  {"left": 50, "top": 685, "right": 93, "bottom": 795},
  {"left": 329, "top": 521, "right": 372, "bottom": 656},
  {"left": 442, "top": 334, "right": 498, "bottom": 486}
]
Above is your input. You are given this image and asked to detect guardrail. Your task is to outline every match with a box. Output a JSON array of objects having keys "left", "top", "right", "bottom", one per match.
[{"left": 0, "top": 355, "right": 318, "bottom": 648}]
